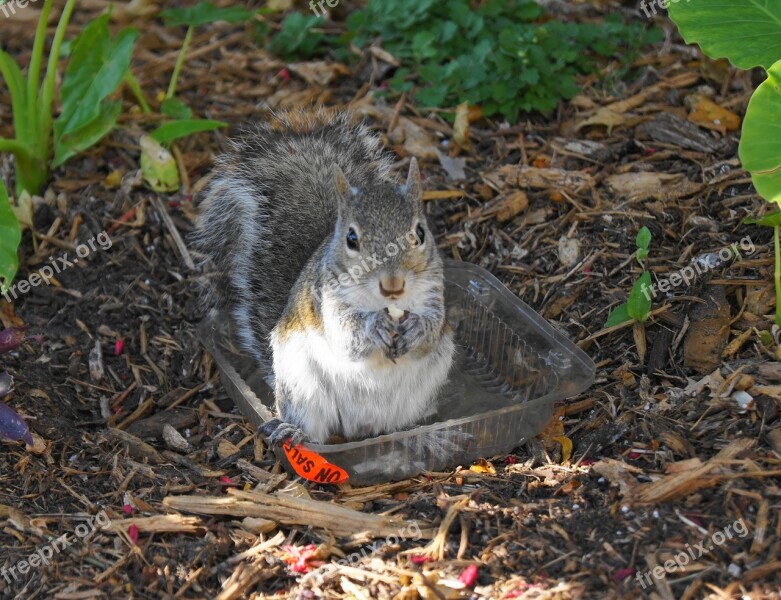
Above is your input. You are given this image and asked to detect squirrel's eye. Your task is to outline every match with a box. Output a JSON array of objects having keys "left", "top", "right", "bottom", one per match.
[
  {"left": 415, "top": 223, "right": 426, "bottom": 245},
  {"left": 346, "top": 228, "right": 359, "bottom": 251}
]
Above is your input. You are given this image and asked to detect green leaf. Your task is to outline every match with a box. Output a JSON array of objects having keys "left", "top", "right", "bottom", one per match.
[
  {"left": 0, "top": 180, "right": 21, "bottom": 295},
  {"left": 739, "top": 58, "right": 781, "bottom": 205},
  {"left": 149, "top": 119, "right": 227, "bottom": 145},
  {"left": 745, "top": 209, "right": 781, "bottom": 227},
  {"left": 55, "top": 16, "right": 137, "bottom": 141},
  {"left": 604, "top": 303, "right": 631, "bottom": 328},
  {"left": 636, "top": 226, "right": 652, "bottom": 264},
  {"left": 268, "top": 12, "right": 326, "bottom": 59},
  {"left": 636, "top": 226, "right": 652, "bottom": 251},
  {"left": 161, "top": 98, "right": 193, "bottom": 120},
  {"left": 627, "top": 272, "right": 652, "bottom": 323},
  {"left": 667, "top": 0, "right": 781, "bottom": 70},
  {"left": 0, "top": 51, "right": 31, "bottom": 143},
  {"left": 53, "top": 101, "right": 122, "bottom": 168},
  {"left": 161, "top": 2, "right": 254, "bottom": 27}
]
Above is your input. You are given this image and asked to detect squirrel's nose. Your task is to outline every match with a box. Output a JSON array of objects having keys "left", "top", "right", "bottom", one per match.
[{"left": 379, "top": 276, "right": 405, "bottom": 298}]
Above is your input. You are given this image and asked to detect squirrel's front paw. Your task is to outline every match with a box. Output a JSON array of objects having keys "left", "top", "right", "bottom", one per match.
[
  {"left": 394, "top": 312, "right": 427, "bottom": 357},
  {"left": 367, "top": 310, "right": 399, "bottom": 359},
  {"left": 258, "top": 418, "right": 309, "bottom": 447}
]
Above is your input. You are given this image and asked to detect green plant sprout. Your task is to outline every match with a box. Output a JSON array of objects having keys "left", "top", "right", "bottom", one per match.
[
  {"left": 668, "top": 1, "right": 781, "bottom": 324},
  {"left": 0, "top": 1, "right": 137, "bottom": 195},
  {"left": 0, "top": 181, "right": 20, "bottom": 295},
  {"left": 154, "top": 1, "right": 252, "bottom": 144},
  {"left": 605, "top": 227, "right": 653, "bottom": 327}
]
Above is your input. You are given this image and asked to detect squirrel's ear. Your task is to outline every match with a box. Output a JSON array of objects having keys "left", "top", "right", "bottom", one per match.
[
  {"left": 333, "top": 164, "right": 351, "bottom": 200},
  {"left": 404, "top": 157, "right": 422, "bottom": 206}
]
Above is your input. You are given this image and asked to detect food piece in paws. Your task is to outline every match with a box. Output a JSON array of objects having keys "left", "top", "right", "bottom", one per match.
[{"left": 387, "top": 304, "right": 404, "bottom": 321}]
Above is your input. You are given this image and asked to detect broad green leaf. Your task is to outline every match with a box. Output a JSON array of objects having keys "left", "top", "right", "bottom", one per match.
[
  {"left": 745, "top": 209, "right": 781, "bottom": 227},
  {"left": 604, "top": 303, "right": 631, "bottom": 328},
  {"left": 55, "top": 16, "right": 137, "bottom": 140},
  {"left": 0, "top": 181, "right": 21, "bottom": 295},
  {"left": 667, "top": 0, "right": 781, "bottom": 70},
  {"left": 739, "top": 59, "right": 781, "bottom": 205},
  {"left": 149, "top": 119, "right": 227, "bottom": 144},
  {"left": 161, "top": 2, "right": 254, "bottom": 27},
  {"left": 161, "top": 98, "right": 193, "bottom": 120},
  {"left": 53, "top": 100, "right": 122, "bottom": 167},
  {"left": 627, "top": 272, "right": 652, "bottom": 323}
]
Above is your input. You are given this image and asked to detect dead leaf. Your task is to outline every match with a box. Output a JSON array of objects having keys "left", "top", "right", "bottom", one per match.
[
  {"left": 356, "top": 100, "right": 440, "bottom": 159},
  {"left": 436, "top": 150, "right": 466, "bottom": 181},
  {"left": 11, "top": 191, "right": 34, "bottom": 230},
  {"left": 558, "top": 236, "right": 580, "bottom": 267},
  {"left": 539, "top": 407, "right": 566, "bottom": 439},
  {"left": 453, "top": 102, "right": 472, "bottom": 151},
  {"left": 484, "top": 165, "right": 594, "bottom": 193},
  {"left": 591, "top": 459, "right": 640, "bottom": 497},
  {"left": 683, "top": 286, "right": 731, "bottom": 373},
  {"left": 686, "top": 94, "right": 740, "bottom": 134},
  {"left": 551, "top": 436, "right": 573, "bottom": 462},
  {"left": 604, "top": 172, "right": 702, "bottom": 202},
  {"left": 368, "top": 46, "right": 400, "bottom": 66},
  {"left": 288, "top": 62, "right": 351, "bottom": 87},
  {"left": 494, "top": 191, "right": 529, "bottom": 222},
  {"left": 576, "top": 108, "right": 628, "bottom": 134},
  {"left": 469, "top": 458, "right": 496, "bottom": 475}
]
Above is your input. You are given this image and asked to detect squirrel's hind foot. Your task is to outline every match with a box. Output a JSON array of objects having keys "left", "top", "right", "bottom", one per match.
[{"left": 258, "top": 418, "right": 309, "bottom": 447}]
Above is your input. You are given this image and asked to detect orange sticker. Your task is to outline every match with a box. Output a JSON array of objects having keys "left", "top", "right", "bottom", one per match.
[{"left": 282, "top": 440, "right": 349, "bottom": 484}]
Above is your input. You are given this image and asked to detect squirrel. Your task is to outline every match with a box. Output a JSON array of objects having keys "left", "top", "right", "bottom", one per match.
[{"left": 192, "top": 109, "right": 455, "bottom": 446}]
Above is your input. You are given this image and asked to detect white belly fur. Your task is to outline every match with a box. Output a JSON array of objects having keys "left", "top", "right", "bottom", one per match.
[{"left": 273, "top": 329, "right": 455, "bottom": 443}]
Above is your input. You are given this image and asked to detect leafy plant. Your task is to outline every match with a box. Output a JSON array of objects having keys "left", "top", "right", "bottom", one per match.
[
  {"left": 0, "top": 0, "right": 137, "bottom": 195},
  {"left": 0, "top": 181, "right": 20, "bottom": 295},
  {"left": 605, "top": 228, "right": 653, "bottom": 327},
  {"left": 270, "top": 0, "right": 660, "bottom": 120},
  {"left": 668, "top": 1, "right": 781, "bottom": 323},
  {"left": 269, "top": 13, "right": 328, "bottom": 59}
]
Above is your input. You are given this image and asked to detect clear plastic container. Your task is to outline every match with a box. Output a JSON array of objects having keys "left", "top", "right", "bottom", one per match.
[{"left": 198, "top": 260, "right": 596, "bottom": 485}]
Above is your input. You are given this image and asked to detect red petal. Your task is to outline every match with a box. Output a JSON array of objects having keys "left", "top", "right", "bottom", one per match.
[
  {"left": 458, "top": 564, "right": 479, "bottom": 586},
  {"left": 114, "top": 339, "right": 125, "bottom": 356},
  {"left": 612, "top": 567, "right": 634, "bottom": 581},
  {"left": 127, "top": 524, "right": 140, "bottom": 544}
]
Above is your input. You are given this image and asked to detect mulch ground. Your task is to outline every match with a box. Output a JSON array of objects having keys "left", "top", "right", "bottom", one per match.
[{"left": 1, "top": 2, "right": 779, "bottom": 599}]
